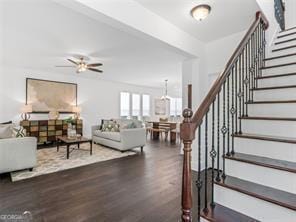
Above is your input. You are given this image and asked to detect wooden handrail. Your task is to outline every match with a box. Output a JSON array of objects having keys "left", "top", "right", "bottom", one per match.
[{"left": 191, "top": 11, "right": 269, "bottom": 132}]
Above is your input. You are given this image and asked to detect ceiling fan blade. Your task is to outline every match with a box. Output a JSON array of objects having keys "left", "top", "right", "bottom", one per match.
[
  {"left": 55, "top": 65, "right": 76, "bottom": 67},
  {"left": 67, "top": 58, "right": 78, "bottom": 65},
  {"left": 88, "top": 67, "right": 103, "bottom": 73},
  {"left": 87, "top": 63, "right": 103, "bottom": 67}
]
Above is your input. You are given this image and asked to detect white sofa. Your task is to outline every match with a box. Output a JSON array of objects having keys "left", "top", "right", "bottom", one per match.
[
  {"left": 0, "top": 137, "right": 37, "bottom": 173},
  {"left": 92, "top": 123, "right": 146, "bottom": 152}
]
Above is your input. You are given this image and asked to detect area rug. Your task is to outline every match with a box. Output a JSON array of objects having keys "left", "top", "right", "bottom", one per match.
[{"left": 11, "top": 143, "right": 136, "bottom": 182}]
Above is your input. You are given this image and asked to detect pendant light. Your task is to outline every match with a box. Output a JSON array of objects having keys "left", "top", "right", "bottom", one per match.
[{"left": 161, "top": 79, "right": 170, "bottom": 100}]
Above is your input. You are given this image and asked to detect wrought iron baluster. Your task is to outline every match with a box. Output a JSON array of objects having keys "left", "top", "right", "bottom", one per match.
[
  {"left": 216, "top": 93, "right": 221, "bottom": 182},
  {"left": 235, "top": 60, "right": 238, "bottom": 134},
  {"left": 203, "top": 113, "right": 209, "bottom": 213},
  {"left": 255, "top": 26, "right": 259, "bottom": 88},
  {"left": 230, "top": 66, "right": 235, "bottom": 156},
  {"left": 259, "top": 21, "right": 263, "bottom": 77},
  {"left": 210, "top": 101, "right": 216, "bottom": 207},
  {"left": 227, "top": 75, "right": 231, "bottom": 155},
  {"left": 196, "top": 125, "right": 202, "bottom": 222},
  {"left": 238, "top": 54, "right": 242, "bottom": 134},
  {"left": 222, "top": 82, "right": 227, "bottom": 179},
  {"left": 251, "top": 33, "right": 255, "bottom": 101},
  {"left": 247, "top": 39, "right": 251, "bottom": 104},
  {"left": 245, "top": 42, "right": 249, "bottom": 116},
  {"left": 242, "top": 48, "right": 245, "bottom": 117},
  {"left": 263, "top": 21, "right": 266, "bottom": 67}
]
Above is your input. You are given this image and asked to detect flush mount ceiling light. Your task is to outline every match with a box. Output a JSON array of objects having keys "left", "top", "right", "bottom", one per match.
[{"left": 191, "top": 4, "right": 211, "bottom": 21}]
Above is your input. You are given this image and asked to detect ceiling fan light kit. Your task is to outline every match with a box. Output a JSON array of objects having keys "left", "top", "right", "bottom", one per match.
[{"left": 56, "top": 57, "right": 103, "bottom": 74}]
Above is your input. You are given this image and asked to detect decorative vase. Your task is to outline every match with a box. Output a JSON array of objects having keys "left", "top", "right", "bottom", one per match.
[{"left": 67, "top": 124, "right": 77, "bottom": 139}]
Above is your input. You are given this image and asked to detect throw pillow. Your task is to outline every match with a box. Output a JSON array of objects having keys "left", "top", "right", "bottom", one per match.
[
  {"left": 0, "top": 124, "right": 13, "bottom": 139},
  {"left": 126, "top": 121, "right": 137, "bottom": 129},
  {"left": 12, "top": 126, "right": 26, "bottom": 138},
  {"left": 101, "top": 121, "right": 120, "bottom": 132}
]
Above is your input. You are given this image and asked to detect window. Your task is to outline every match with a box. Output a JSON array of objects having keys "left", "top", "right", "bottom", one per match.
[
  {"left": 132, "top": 94, "right": 140, "bottom": 117},
  {"left": 120, "top": 92, "right": 130, "bottom": 117},
  {"left": 170, "top": 98, "right": 182, "bottom": 117},
  {"left": 120, "top": 92, "right": 151, "bottom": 119},
  {"left": 176, "top": 98, "right": 182, "bottom": 116},
  {"left": 142, "top": 94, "right": 150, "bottom": 116}
]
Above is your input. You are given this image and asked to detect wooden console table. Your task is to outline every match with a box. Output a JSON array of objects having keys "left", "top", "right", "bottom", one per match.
[{"left": 20, "top": 119, "right": 83, "bottom": 144}]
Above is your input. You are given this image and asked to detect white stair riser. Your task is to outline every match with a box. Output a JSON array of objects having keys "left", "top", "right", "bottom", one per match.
[
  {"left": 265, "top": 55, "right": 296, "bottom": 66},
  {"left": 248, "top": 103, "right": 296, "bottom": 117},
  {"left": 225, "top": 160, "right": 296, "bottom": 194},
  {"left": 272, "top": 40, "right": 296, "bottom": 50},
  {"left": 253, "top": 88, "right": 296, "bottom": 100},
  {"left": 269, "top": 47, "right": 296, "bottom": 57},
  {"left": 258, "top": 75, "right": 296, "bottom": 88},
  {"left": 234, "top": 137, "right": 296, "bottom": 162},
  {"left": 242, "top": 119, "right": 296, "bottom": 137},
  {"left": 215, "top": 185, "right": 296, "bottom": 222},
  {"left": 262, "top": 64, "right": 296, "bottom": 75}
]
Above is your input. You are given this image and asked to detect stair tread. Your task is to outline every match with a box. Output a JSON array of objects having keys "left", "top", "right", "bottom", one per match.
[
  {"left": 251, "top": 85, "right": 296, "bottom": 90},
  {"left": 224, "top": 152, "right": 296, "bottom": 173},
  {"left": 261, "top": 62, "right": 296, "bottom": 69},
  {"left": 275, "top": 37, "right": 296, "bottom": 45},
  {"left": 279, "top": 26, "right": 296, "bottom": 33},
  {"left": 246, "top": 100, "right": 296, "bottom": 104},
  {"left": 215, "top": 175, "right": 296, "bottom": 211},
  {"left": 256, "top": 72, "right": 296, "bottom": 79},
  {"left": 240, "top": 116, "right": 296, "bottom": 121},
  {"left": 233, "top": 132, "right": 296, "bottom": 144},
  {"left": 264, "top": 52, "right": 296, "bottom": 61},
  {"left": 200, "top": 203, "right": 259, "bottom": 222},
  {"left": 272, "top": 44, "right": 296, "bottom": 52},
  {"left": 277, "top": 31, "right": 296, "bottom": 39}
]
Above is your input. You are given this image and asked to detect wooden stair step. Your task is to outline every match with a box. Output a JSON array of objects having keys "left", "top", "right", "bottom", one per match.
[
  {"left": 275, "top": 37, "right": 296, "bottom": 45},
  {"left": 224, "top": 152, "right": 296, "bottom": 173},
  {"left": 246, "top": 100, "right": 296, "bottom": 104},
  {"left": 215, "top": 175, "right": 296, "bottom": 211},
  {"left": 256, "top": 72, "right": 296, "bottom": 79},
  {"left": 264, "top": 52, "right": 296, "bottom": 61},
  {"left": 233, "top": 132, "right": 296, "bottom": 144},
  {"left": 239, "top": 116, "right": 296, "bottom": 121},
  {"left": 261, "top": 62, "right": 296, "bottom": 69},
  {"left": 251, "top": 85, "right": 296, "bottom": 90},
  {"left": 200, "top": 203, "right": 259, "bottom": 222},
  {"left": 277, "top": 31, "right": 296, "bottom": 39},
  {"left": 279, "top": 26, "right": 296, "bottom": 33},
  {"left": 272, "top": 45, "right": 296, "bottom": 52}
]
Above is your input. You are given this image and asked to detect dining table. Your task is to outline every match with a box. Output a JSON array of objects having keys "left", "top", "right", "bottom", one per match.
[{"left": 148, "top": 121, "right": 177, "bottom": 144}]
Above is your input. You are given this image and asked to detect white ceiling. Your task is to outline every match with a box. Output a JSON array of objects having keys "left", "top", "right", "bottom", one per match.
[
  {"left": 135, "top": 0, "right": 260, "bottom": 42},
  {"left": 1, "top": 0, "right": 187, "bottom": 92}
]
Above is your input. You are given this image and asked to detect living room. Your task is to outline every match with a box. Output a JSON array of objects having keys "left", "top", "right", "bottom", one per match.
[{"left": 0, "top": 0, "right": 187, "bottom": 179}]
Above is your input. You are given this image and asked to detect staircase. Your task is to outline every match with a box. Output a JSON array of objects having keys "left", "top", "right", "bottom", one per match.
[{"left": 180, "top": 11, "right": 296, "bottom": 222}]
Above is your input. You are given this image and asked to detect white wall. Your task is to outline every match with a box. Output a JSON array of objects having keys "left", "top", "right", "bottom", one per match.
[
  {"left": 285, "top": 0, "right": 296, "bottom": 28},
  {"left": 256, "top": 0, "right": 280, "bottom": 53},
  {"left": 206, "top": 30, "right": 246, "bottom": 88},
  {"left": 0, "top": 66, "right": 162, "bottom": 137}
]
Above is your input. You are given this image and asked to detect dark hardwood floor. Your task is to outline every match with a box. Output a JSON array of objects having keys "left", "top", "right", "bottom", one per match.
[{"left": 0, "top": 140, "right": 184, "bottom": 222}]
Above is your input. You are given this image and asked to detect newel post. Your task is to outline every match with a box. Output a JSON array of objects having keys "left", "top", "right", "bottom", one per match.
[{"left": 180, "top": 108, "right": 195, "bottom": 222}]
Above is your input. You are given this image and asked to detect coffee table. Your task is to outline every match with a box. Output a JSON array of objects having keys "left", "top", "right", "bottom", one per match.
[{"left": 57, "top": 136, "right": 92, "bottom": 159}]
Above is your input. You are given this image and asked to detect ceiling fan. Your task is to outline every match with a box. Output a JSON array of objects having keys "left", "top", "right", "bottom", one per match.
[{"left": 56, "top": 57, "right": 103, "bottom": 73}]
